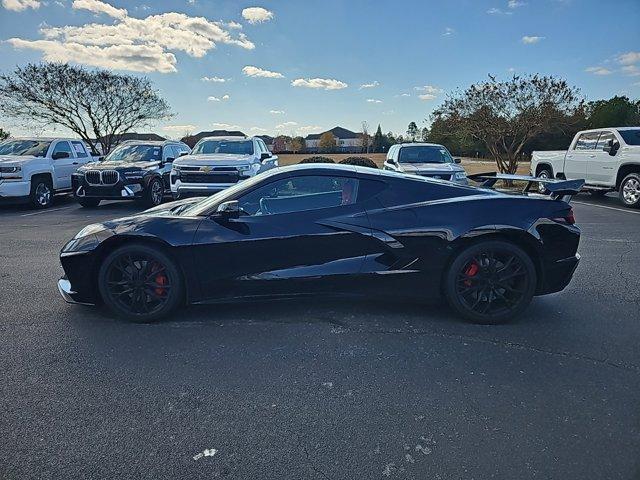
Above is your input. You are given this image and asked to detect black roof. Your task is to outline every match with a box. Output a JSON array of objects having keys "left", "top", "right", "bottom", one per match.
[
  {"left": 305, "top": 126, "right": 360, "bottom": 140},
  {"left": 181, "top": 130, "right": 246, "bottom": 148}
]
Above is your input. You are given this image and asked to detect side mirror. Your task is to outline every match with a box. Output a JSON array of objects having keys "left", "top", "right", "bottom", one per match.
[
  {"left": 165, "top": 157, "right": 175, "bottom": 163},
  {"left": 387, "top": 158, "right": 396, "bottom": 165},
  {"left": 52, "top": 151, "right": 70, "bottom": 160},
  {"left": 179, "top": 151, "right": 189, "bottom": 157},
  {"left": 216, "top": 200, "right": 240, "bottom": 219},
  {"left": 454, "top": 158, "right": 462, "bottom": 164},
  {"left": 260, "top": 152, "right": 271, "bottom": 161}
]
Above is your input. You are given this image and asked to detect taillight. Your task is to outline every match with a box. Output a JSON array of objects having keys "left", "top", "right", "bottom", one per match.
[{"left": 552, "top": 207, "right": 575, "bottom": 225}]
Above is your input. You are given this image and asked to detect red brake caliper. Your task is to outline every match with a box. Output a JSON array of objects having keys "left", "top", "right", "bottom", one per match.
[
  {"left": 152, "top": 262, "right": 167, "bottom": 297},
  {"left": 464, "top": 262, "right": 479, "bottom": 286}
]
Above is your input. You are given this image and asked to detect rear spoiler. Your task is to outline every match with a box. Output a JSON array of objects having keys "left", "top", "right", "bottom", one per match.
[{"left": 468, "top": 172, "right": 585, "bottom": 202}]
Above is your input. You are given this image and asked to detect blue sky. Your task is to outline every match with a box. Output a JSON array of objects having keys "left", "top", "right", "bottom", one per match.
[{"left": 0, "top": 0, "right": 639, "bottom": 139}]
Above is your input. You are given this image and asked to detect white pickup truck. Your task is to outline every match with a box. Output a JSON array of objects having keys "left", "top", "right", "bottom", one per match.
[
  {"left": 0, "top": 137, "right": 97, "bottom": 208},
  {"left": 531, "top": 127, "right": 640, "bottom": 208}
]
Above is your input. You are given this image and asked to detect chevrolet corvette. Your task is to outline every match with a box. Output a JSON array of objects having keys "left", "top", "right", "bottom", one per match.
[{"left": 58, "top": 164, "right": 583, "bottom": 324}]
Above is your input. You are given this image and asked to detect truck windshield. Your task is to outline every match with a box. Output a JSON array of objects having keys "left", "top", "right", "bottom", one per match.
[
  {"left": 618, "top": 129, "right": 640, "bottom": 146},
  {"left": 398, "top": 146, "right": 453, "bottom": 164},
  {"left": 0, "top": 140, "right": 51, "bottom": 157},
  {"left": 104, "top": 144, "right": 162, "bottom": 162},
  {"left": 192, "top": 140, "right": 254, "bottom": 155}
]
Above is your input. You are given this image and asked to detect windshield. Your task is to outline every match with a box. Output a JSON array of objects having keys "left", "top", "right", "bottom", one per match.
[
  {"left": 181, "top": 168, "right": 281, "bottom": 216},
  {"left": 192, "top": 140, "right": 254, "bottom": 155},
  {"left": 104, "top": 144, "right": 162, "bottom": 162},
  {"left": 398, "top": 146, "right": 454, "bottom": 164},
  {"left": 618, "top": 129, "right": 640, "bottom": 146},
  {"left": 0, "top": 140, "right": 51, "bottom": 157}
]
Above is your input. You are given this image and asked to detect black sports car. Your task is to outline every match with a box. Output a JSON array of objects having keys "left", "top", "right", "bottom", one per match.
[{"left": 58, "top": 164, "right": 583, "bottom": 324}]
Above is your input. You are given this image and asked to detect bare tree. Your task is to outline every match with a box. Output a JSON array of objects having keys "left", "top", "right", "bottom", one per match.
[
  {"left": 361, "top": 121, "right": 370, "bottom": 153},
  {"left": 0, "top": 63, "right": 172, "bottom": 154},
  {"left": 432, "top": 74, "right": 583, "bottom": 173}
]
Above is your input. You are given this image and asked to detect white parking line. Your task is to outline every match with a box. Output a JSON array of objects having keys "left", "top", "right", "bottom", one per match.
[
  {"left": 573, "top": 201, "right": 640, "bottom": 216},
  {"left": 20, "top": 205, "right": 76, "bottom": 217}
]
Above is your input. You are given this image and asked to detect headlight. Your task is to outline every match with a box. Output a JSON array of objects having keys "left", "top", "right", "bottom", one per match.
[
  {"left": 454, "top": 172, "right": 467, "bottom": 180},
  {"left": 237, "top": 165, "right": 251, "bottom": 172},
  {"left": 124, "top": 171, "right": 144, "bottom": 179},
  {"left": 0, "top": 165, "right": 21, "bottom": 173},
  {"left": 74, "top": 223, "right": 107, "bottom": 239}
]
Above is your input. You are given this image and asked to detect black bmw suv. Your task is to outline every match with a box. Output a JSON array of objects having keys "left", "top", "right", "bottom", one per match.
[{"left": 72, "top": 140, "right": 190, "bottom": 208}]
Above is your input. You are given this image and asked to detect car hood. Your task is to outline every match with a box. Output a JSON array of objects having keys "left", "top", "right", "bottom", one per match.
[
  {"left": 81, "top": 160, "right": 160, "bottom": 170},
  {"left": 398, "top": 163, "right": 463, "bottom": 174},
  {"left": 175, "top": 153, "right": 255, "bottom": 167},
  {"left": 142, "top": 196, "right": 206, "bottom": 216},
  {"left": 0, "top": 155, "right": 40, "bottom": 165}
]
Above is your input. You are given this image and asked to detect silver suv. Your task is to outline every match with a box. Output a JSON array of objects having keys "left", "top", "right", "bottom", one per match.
[
  {"left": 170, "top": 136, "right": 278, "bottom": 198},
  {"left": 384, "top": 143, "right": 468, "bottom": 184}
]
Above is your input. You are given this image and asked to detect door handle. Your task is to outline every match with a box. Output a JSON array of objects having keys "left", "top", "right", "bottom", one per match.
[
  {"left": 589, "top": 155, "right": 595, "bottom": 158},
  {"left": 73, "top": 162, "right": 79, "bottom": 165}
]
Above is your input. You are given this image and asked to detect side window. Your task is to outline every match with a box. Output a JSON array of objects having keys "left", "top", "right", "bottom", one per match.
[
  {"left": 71, "top": 141, "right": 88, "bottom": 158},
  {"left": 165, "top": 146, "right": 178, "bottom": 160},
  {"left": 574, "top": 132, "right": 600, "bottom": 150},
  {"left": 595, "top": 132, "right": 615, "bottom": 151},
  {"left": 237, "top": 175, "right": 359, "bottom": 216},
  {"left": 52, "top": 141, "right": 73, "bottom": 159}
]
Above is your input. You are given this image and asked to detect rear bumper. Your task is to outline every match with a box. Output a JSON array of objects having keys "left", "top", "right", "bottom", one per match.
[{"left": 537, "top": 253, "right": 580, "bottom": 295}]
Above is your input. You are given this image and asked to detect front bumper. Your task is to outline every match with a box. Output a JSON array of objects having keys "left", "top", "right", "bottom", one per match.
[
  {"left": 0, "top": 179, "right": 31, "bottom": 199},
  {"left": 537, "top": 253, "right": 580, "bottom": 295},
  {"left": 73, "top": 174, "right": 144, "bottom": 200},
  {"left": 58, "top": 277, "right": 95, "bottom": 305}
]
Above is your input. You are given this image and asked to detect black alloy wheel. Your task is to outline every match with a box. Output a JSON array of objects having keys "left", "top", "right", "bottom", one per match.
[
  {"left": 445, "top": 240, "right": 536, "bottom": 324},
  {"left": 98, "top": 244, "right": 183, "bottom": 322}
]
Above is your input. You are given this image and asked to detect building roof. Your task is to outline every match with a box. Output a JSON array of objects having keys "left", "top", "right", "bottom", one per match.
[{"left": 305, "top": 126, "right": 360, "bottom": 140}]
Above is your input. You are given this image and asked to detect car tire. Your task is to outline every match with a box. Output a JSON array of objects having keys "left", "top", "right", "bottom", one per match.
[
  {"left": 77, "top": 197, "right": 101, "bottom": 208},
  {"left": 619, "top": 173, "right": 640, "bottom": 208},
  {"left": 29, "top": 175, "right": 53, "bottom": 209},
  {"left": 444, "top": 240, "right": 537, "bottom": 324},
  {"left": 98, "top": 244, "right": 184, "bottom": 323},
  {"left": 139, "top": 177, "right": 164, "bottom": 208},
  {"left": 536, "top": 168, "right": 552, "bottom": 194}
]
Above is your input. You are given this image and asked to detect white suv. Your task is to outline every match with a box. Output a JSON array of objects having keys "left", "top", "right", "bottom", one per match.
[
  {"left": 0, "top": 137, "right": 96, "bottom": 208},
  {"left": 170, "top": 136, "right": 278, "bottom": 199}
]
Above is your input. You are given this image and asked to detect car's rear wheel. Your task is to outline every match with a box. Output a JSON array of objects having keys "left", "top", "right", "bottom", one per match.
[
  {"left": 98, "top": 244, "right": 183, "bottom": 322},
  {"left": 77, "top": 197, "right": 101, "bottom": 208},
  {"left": 444, "top": 240, "right": 537, "bottom": 324},
  {"left": 29, "top": 175, "right": 53, "bottom": 209},
  {"left": 536, "top": 168, "right": 552, "bottom": 194},
  {"left": 619, "top": 173, "right": 640, "bottom": 208}
]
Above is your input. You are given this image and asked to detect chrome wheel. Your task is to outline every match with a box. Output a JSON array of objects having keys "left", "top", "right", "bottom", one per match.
[
  {"left": 35, "top": 182, "right": 51, "bottom": 206},
  {"left": 622, "top": 178, "right": 640, "bottom": 205},
  {"left": 537, "top": 170, "right": 550, "bottom": 194},
  {"left": 151, "top": 180, "right": 163, "bottom": 205},
  {"left": 105, "top": 253, "right": 172, "bottom": 315}
]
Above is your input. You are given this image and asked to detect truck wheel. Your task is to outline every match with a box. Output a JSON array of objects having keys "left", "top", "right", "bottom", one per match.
[
  {"left": 536, "top": 168, "right": 552, "bottom": 194},
  {"left": 619, "top": 173, "right": 640, "bottom": 208},
  {"left": 29, "top": 175, "right": 53, "bottom": 209},
  {"left": 139, "top": 178, "right": 164, "bottom": 208},
  {"left": 77, "top": 198, "right": 101, "bottom": 208}
]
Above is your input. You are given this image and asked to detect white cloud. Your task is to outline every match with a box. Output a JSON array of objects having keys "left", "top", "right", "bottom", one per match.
[
  {"left": 227, "top": 21, "right": 242, "bottom": 29},
  {"left": 621, "top": 65, "right": 640, "bottom": 77},
  {"left": 72, "top": 0, "right": 127, "bottom": 19},
  {"left": 297, "top": 125, "right": 322, "bottom": 134},
  {"left": 366, "top": 98, "right": 382, "bottom": 103},
  {"left": 241, "top": 7, "right": 274, "bottom": 24},
  {"left": 291, "top": 78, "right": 348, "bottom": 90},
  {"left": 415, "top": 85, "right": 442, "bottom": 94},
  {"left": 201, "top": 76, "right": 228, "bottom": 82},
  {"left": 359, "top": 80, "right": 379, "bottom": 89},
  {"left": 269, "top": 110, "right": 285, "bottom": 114},
  {"left": 162, "top": 124, "right": 196, "bottom": 132},
  {"left": 617, "top": 52, "right": 640, "bottom": 65},
  {"left": 207, "top": 96, "right": 221, "bottom": 102},
  {"left": 8, "top": 2, "right": 255, "bottom": 73},
  {"left": 382, "top": 110, "right": 395, "bottom": 115},
  {"left": 212, "top": 122, "right": 241, "bottom": 129},
  {"left": 242, "top": 65, "right": 284, "bottom": 78},
  {"left": 418, "top": 94, "right": 437, "bottom": 101},
  {"left": 443, "top": 27, "right": 455, "bottom": 36},
  {"left": 508, "top": 0, "right": 526, "bottom": 8},
  {"left": 222, "top": 94, "right": 230, "bottom": 100},
  {"left": 397, "top": 93, "right": 411, "bottom": 97},
  {"left": 522, "top": 35, "right": 544, "bottom": 44},
  {"left": 487, "top": 7, "right": 512, "bottom": 15},
  {"left": 585, "top": 66, "right": 612, "bottom": 76},
  {"left": 2, "top": 0, "right": 40, "bottom": 11},
  {"left": 275, "top": 121, "right": 298, "bottom": 129},
  {"left": 250, "top": 126, "right": 267, "bottom": 132}
]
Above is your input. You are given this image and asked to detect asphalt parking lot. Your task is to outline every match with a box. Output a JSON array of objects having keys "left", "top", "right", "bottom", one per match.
[{"left": 1, "top": 193, "right": 639, "bottom": 480}]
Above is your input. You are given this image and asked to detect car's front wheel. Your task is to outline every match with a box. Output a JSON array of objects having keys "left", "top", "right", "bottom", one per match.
[
  {"left": 29, "top": 175, "right": 53, "bottom": 208},
  {"left": 98, "top": 244, "right": 183, "bottom": 322},
  {"left": 139, "top": 177, "right": 164, "bottom": 208},
  {"left": 619, "top": 173, "right": 640, "bottom": 208},
  {"left": 444, "top": 240, "right": 537, "bottom": 324}
]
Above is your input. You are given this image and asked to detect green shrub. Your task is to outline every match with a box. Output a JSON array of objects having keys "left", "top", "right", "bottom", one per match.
[
  {"left": 299, "top": 156, "right": 336, "bottom": 164},
  {"left": 338, "top": 157, "right": 378, "bottom": 169}
]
